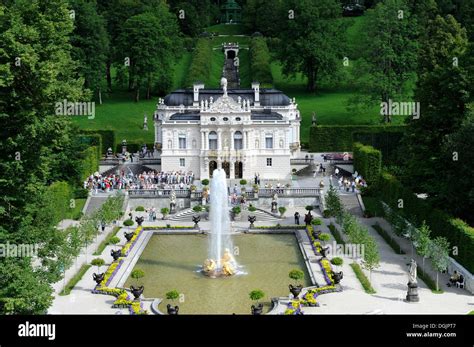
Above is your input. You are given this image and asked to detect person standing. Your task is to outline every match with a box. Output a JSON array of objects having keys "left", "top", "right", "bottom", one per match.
[{"left": 294, "top": 212, "right": 300, "bottom": 225}]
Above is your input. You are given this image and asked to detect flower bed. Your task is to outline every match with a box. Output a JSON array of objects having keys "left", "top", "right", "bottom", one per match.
[
  {"left": 121, "top": 226, "right": 143, "bottom": 256},
  {"left": 319, "top": 258, "right": 334, "bottom": 286},
  {"left": 129, "top": 301, "right": 148, "bottom": 315},
  {"left": 301, "top": 285, "right": 341, "bottom": 307},
  {"left": 284, "top": 299, "right": 303, "bottom": 315},
  {"left": 306, "top": 226, "right": 323, "bottom": 254}
]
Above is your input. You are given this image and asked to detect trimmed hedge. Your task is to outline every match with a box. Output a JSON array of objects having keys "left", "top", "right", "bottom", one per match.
[
  {"left": 309, "top": 125, "right": 405, "bottom": 154},
  {"left": 350, "top": 263, "right": 376, "bottom": 294},
  {"left": 353, "top": 143, "right": 381, "bottom": 184},
  {"left": 185, "top": 38, "right": 213, "bottom": 87},
  {"left": 250, "top": 37, "right": 273, "bottom": 85},
  {"left": 80, "top": 146, "right": 99, "bottom": 181},
  {"left": 374, "top": 172, "right": 474, "bottom": 273},
  {"left": 79, "top": 130, "right": 115, "bottom": 156}
]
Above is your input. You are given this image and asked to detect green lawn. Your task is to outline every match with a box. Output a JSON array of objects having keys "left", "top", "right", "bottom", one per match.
[{"left": 65, "top": 198, "right": 86, "bottom": 220}]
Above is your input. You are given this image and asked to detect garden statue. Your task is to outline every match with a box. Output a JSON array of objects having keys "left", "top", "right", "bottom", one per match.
[
  {"left": 124, "top": 231, "right": 134, "bottom": 242},
  {"left": 135, "top": 216, "right": 144, "bottom": 226},
  {"left": 169, "top": 190, "right": 177, "bottom": 214},
  {"left": 121, "top": 139, "right": 127, "bottom": 154},
  {"left": 106, "top": 147, "right": 113, "bottom": 158},
  {"left": 311, "top": 112, "right": 317, "bottom": 125},
  {"left": 143, "top": 113, "right": 148, "bottom": 130},
  {"left": 248, "top": 215, "right": 256, "bottom": 228},
  {"left": 167, "top": 304, "right": 179, "bottom": 315},
  {"left": 251, "top": 303, "right": 263, "bottom": 315},
  {"left": 271, "top": 193, "right": 278, "bottom": 213},
  {"left": 92, "top": 272, "right": 105, "bottom": 286},
  {"left": 130, "top": 285, "right": 144, "bottom": 300},
  {"left": 111, "top": 249, "right": 122, "bottom": 261},
  {"left": 221, "top": 77, "right": 228, "bottom": 97},
  {"left": 406, "top": 258, "right": 419, "bottom": 302},
  {"left": 193, "top": 215, "right": 201, "bottom": 228}
]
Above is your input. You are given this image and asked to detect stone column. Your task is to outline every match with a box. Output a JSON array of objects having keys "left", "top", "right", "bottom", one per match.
[
  {"left": 217, "top": 130, "right": 222, "bottom": 151},
  {"left": 201, "top": 131, "right": 205, "bottom": 151},
  {"left": 230, "top": 130, "right": 235, "bottom": 151},
  {"left": 230, "top": 159, "right": 235, "bottom": 179}
]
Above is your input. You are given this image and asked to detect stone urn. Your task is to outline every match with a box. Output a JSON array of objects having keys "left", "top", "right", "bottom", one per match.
[
  {"left": 111, "top": 249, "right": 122, "bottom": 261},
  {"left": 135, "top": 216, "right": 144, "bottom": 226},
  {"left": 92, "top": 273, "right": 105, "bottom": 286},
  {"left": 248, "top": 215, "right": 256, "bottom": 228},
  {"left": 130, "top": 285, "right": 144, "bottom": 300},
  {"left": 251, "top": 303, "right": 263, "bottom": 315},
  {"left": 167, "top": 304, "right": 179, "bottom": 315},
  {"left": 332, "top": 271, "right": 343, "bottom": 285},
  {"left": 289, "top": 284, "right": 303, "bottom": 298},
  {"left": 124, "top": 231, "right": 134, "bottom": 242},
  {"left": 192, "top": 215, "right": 201, "bottom": 229}
]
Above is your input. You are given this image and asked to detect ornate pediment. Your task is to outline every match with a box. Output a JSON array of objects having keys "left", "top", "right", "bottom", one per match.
[{"left": 204, "top": 95, "right": 247, "bottom": 113}]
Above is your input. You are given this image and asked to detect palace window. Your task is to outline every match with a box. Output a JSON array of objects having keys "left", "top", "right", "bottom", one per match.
[
  {"left": 265, "top": 133, "right": 273, "bottom": 149},
  {"left": 266, "top": 158, "right": 272, "bottom": 166},
  {"left": 209, "top": 131, "right": 218, "bottom": 150},
  {"left": 223, "top": 117, "right": 229, "bottom": 121},
  {"left": 179, "top": 134, "right": 187, "bottom": 149},
  {"left": 180, "top": 158, "right": 185, "bottom": 167},
  {"left": 235, "top": 117, "right": 241, "bottom": 121},
  {"left": 234, "top": 131, "right": 243, "bottom": 150}
]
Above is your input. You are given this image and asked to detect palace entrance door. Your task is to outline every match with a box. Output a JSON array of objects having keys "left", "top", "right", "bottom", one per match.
[
  {"left": 222, "top": 161, "right": 230, "bottom": 178},
  {"left": 209, "top": 160, "right": 218, "bottom": 177},
  {"left": 234, "top": 161, "right": 243, "bottom": 179}
]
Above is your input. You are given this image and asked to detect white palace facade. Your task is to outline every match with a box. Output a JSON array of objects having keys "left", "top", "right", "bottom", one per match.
[{"left": 154, "top": 81, "right": 301, "bottom": 180}]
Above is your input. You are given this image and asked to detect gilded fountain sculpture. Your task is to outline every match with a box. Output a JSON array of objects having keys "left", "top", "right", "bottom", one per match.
[{"left": 202, "top": 168, "right": 237, "bottom": 277}]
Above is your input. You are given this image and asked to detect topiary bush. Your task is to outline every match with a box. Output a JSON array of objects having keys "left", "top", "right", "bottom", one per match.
[
  {"left": 311, "top": 218, "right": 322, "bottom": 226},
  {"left": 123, "top": 219, "right": 134, "bottom": 226},
  {"left": 319, "top": 233, "right": 330, "bottom": 242},
  {"left": 135, "top": 206, "right": 145, "bottom": 212},
  {"left": 201, "top": 179, "right": 209, "bottom": 186},
  {"left": 331, "top": 257, "right": 343, "bottom": 266}
]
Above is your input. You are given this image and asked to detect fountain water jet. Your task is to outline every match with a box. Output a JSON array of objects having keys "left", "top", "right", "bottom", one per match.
[{"left": 202, "top": 169, "right": 237, "bottom": 277}]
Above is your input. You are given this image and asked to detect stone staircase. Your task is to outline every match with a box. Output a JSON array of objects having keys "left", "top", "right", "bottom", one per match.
[
  {"left": 340, "top": 194, "right": 363, "bottom": 217},
  {"left": 84, "top": 196, "right": 110, "bottom": 216},
  {"left": 223, "top": 58, "right": 239, "bottom": 88}
]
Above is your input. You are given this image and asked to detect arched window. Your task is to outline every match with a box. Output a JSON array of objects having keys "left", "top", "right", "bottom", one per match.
[
  {"left": 234, "top": 131, "right": 243, "bottom": 150},
  {"left": 209, "top": 131, "right": 218, "bottom": 150}
]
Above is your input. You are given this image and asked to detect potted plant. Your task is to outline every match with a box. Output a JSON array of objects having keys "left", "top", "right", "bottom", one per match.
[
  {"left": 288, "top": 269, "right": 305, "bottom": 298},
  {"left": 240, "top": 179, "right": 247, "bottom": 191},
  {"left": 91, "top": 258, "right": 105, "bottom": 285},
  {"left": 278, "top": 206, "right": 287, "bottom": 217},
  {"left": 166, "top": 290, "right": 180, "bottom": 315},
  {"left": 130, "top": 269, "right": 145, "bottom": 300},
  {"left": 232, "top": 206, "right": 241, "bottom": 221},
  {"left": 319, "top": 233, "right": 331, "bottom": 242},
  {"left": 161, "top": 207, "right": 170, "bottom": 220},
  {"left": 249, "top": 289, "right": 265, "bottom": 315},
  {"left": 193, "top": 205, "right": 203, "bottom": 213},
  {"left": 123, "top": 219, "right": 134, "bottom": 227}
]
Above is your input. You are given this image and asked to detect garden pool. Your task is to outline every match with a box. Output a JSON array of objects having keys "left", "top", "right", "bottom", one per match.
[{"left": 124, "top": 233, "right": 310, "bottom": 314}]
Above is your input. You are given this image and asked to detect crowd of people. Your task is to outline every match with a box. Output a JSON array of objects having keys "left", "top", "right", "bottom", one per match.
[{"left": 84, "top": 170, "right": 195, "bottom": 193}]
